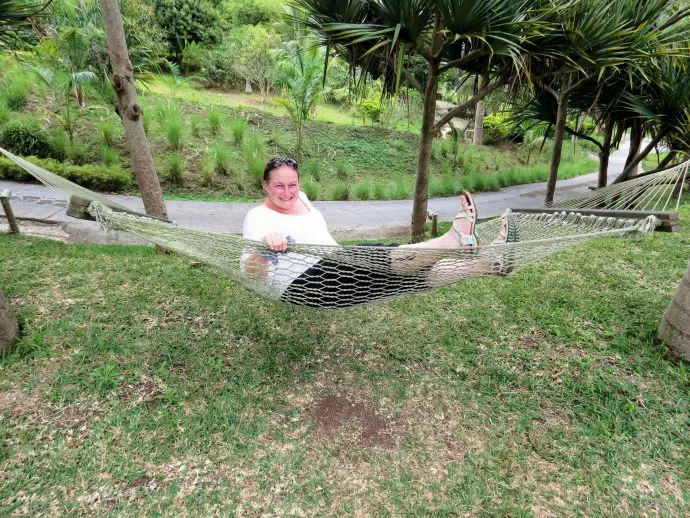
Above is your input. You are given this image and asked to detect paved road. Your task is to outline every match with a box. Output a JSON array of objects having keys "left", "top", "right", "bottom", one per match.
[{"left": 0, "top": 141, "right": 633, "bottom": 244}]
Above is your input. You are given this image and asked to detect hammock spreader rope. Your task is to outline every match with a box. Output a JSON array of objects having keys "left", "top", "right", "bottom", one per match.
[{"left": 0, "top": 147, "right": 662, "bottom": 308}]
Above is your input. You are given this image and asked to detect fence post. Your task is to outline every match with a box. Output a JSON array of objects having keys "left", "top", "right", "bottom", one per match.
[{"left": 0, "top": 190, "right": 19, "bottom": 234}]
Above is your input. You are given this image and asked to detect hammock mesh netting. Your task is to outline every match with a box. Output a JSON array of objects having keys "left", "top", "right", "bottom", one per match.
[{"left": 1, "top": 147, "right": 683, "bottom": 308}]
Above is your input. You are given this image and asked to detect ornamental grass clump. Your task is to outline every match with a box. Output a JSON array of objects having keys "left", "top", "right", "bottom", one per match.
[
  {"left": 208, "top": 110, "right": 222, "bottom": 137},
  {"left": 166, "top": 154, "right": 185, "bottom": 184},
  {"left": 230, "top": 118, "right": 247, "bottom": 146}
]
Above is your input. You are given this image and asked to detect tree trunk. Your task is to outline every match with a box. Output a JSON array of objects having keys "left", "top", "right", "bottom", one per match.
[
  {"left": 75, "top": 83, "right": 84, "bottom": 110},
  {"left": 245, "top": 77, "right": 253, "bottom": 94},
  {"left": 472, "top": 74, "right": 487, "bottom": 145},
  {"left": 545, "top": 87, "right": 569, "bottom": 204},
  {"left": 598, "top": 122, "right": 613, "bottom": 188},
  {"left": 658, "top": 260, "right": 690, "bottom": 361},
  {"left": 0, "top": 290, "right": 19, "bottom": 354},
  {"left": 99, "top": 0, "right": 167, "bottom": 219},
  {"left": 626, "top": 119, "right": 643, "bottom": 171},
  {"left": 613, "top": 128, "right": 668, "bottom": 184},
  {"left": 410, "top": 59, "right": 440, "bottom": 242},
  {"left": 410, "top": 11, "right": 443, "bottom": 242}
]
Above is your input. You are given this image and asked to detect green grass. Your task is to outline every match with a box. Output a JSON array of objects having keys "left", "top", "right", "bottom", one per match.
[{"left": 1, "top": 207, "right": 688, "bottom": 514}]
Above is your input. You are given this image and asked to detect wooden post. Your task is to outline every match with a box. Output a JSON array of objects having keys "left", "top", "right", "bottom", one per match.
[{"left": 0, "top": 190, "right": 19, "bottom": 233}]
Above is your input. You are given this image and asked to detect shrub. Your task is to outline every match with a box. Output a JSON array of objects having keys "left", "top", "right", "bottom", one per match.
[
  {"left": 353, "top": 180, "right": 371, "bottom": 200},
  {"left": 330, "top": 183, "right": 349, "bottom": 200},
  {"left": 0, "top": 117, "right": 54, "bottom": 158},
  {"left": 390, "top": 175, "right": 408, "bottom": 199},
  {"left": 301, "top": 160, "right": 320, "bottom": 181},
  {"left": 359, "top": 98, "right": 383, "bottom": 124},
  {"left": 243, "top": 133, "right": 266, "bottom": 186},
  {"left": 372, "top": 183, "right": 386, "bottom": 200},
  {"left": 164, "top": 115, "right": 184, "bottom": 151},
  {"left": 208, "top": 110, "right": 222, "bottom": 137},
  {"left": 47, "top": 129, "right": 68, "bottom": 161},
  {"left": 301, "top": 176, "right": 319, "bottom": 200},
  {"left": 211, "top": 144, "right": 231, "bottom": 175},
  {"left": 0, "top": 156, "right": 131, "bottom": 191},
  {"left": 166, "top": 154, "right": 185, "bottom": 184},
  {"left": 189, "top": 115, "right": 202, "bottom": 138},
  {"left": 230, "top": 118, "right": 246, "bottom": 146},
  {"left": 3, "top": 74, "right": 31, "bottom": 110},
  {"left": 0, "top": 98, "right": 9, "bottom": 124},
  {"left": 67, "top": 142, "right": 89, "bottom": 166},
  {"left": 101, "top": 146, "right": 119, "bottom": 167},
  {"left": 201, "top": 157, "right": 215, "bottom": 187},
  {"left": 334, "top": 158, "right": 353, "bottom": 179},
  {"left": 483, "top": 112, "right": 519, "bottom": 146},
  {"left": 95, "top": 120, "right": 117, "bottom": 147}
]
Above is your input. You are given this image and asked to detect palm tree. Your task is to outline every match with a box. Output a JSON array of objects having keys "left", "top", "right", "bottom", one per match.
[{"left": 273, "top": 47, "right": 324, "bottom": 161}]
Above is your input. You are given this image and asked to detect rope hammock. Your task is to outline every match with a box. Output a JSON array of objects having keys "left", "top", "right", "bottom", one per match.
[{"left": 0, "top": 147, "right": 670, "bottom": 308}]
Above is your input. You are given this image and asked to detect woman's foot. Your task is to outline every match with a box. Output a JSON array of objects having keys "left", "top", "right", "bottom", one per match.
[
  {"left": 492, "top": 210, "right": 518, "bottom": 275},
  {"left": 452, "top": 191, "right": 478, "bottom": 250}
]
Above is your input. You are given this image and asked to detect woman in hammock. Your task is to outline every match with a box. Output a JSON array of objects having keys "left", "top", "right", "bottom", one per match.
[{"left": 243, "top": 157, "right": 513, "bottom": 308}]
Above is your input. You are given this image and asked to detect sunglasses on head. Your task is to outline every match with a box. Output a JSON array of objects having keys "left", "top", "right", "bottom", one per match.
[{"left": 266, "top": 157, "right": 298, "bottom": 170}]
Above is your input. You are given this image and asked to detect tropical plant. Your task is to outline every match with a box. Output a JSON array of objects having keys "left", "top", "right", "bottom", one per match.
[
  {"left": 225, "top": 24, "right": 280, "bottom": 103},
  {"left": 0, "top": 0, "right": 49, "bottom": 48},
  {"left": 273, "top": 46, "right": 323, "bottom": 160}
]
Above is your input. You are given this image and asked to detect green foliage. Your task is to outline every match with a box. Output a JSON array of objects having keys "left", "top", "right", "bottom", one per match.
[
  {"left": 372, "top": 182, "right": 386, "bottom": 200},
  {"left": 390, "top": 174, "right": 409, "bottom": 199},
  {"left": 329, "top": 182, "right": 349, "bottom": 200},
  {"left": 359, "top": 98, "right": 383, "bottom": 124},
  {"left": 166, "top": 153, "right": 185, "bottom": 184},
  {"left": 207, "top": 109, "right": 222, "bottom": 137},
  {"left": 229, "top": 117, "right": 246, "bottom": 146},
  {"left": 95, "top": 120, "right": 117, "bottom": 147},
  {"left": 180, "top": 42, "right": 207, "bottom": 73},
  {"left": 0, "top": 98, "right": 9, "bottom": 123},
  {"left": 47, "top": 129, "right": 68, "bottom": 160},
  {"left": 67, "top": 141, "right": 88, "bottom": 165},
  {"left": 301, "top": 160, "right": 320, "bottom": 181},
  {"left": 354, "top": 180, "right": 371, "bottom": 200},
  {"left": 2, "top": 72, "right": 31, "bottom": 110},
  {"left": 243, "top": 133, "right": 266, "bottom": 186},
  {"left": 483, "top": 112, "right": 517, "bottom": 146},
  {"left": 0, "top": 117, "right": 54, "bottom": 158},
  {"left": 334, "top": 158, "right": 353, "bottom": 179},
  {"left": 189, "top": 115, "right": 202, "bottom": 137},
  {"left": 200, "top": 156, "right": 215, "bottom": 187},
  {"left": 164, "top": 112, "right": 184, "bottom": 151},
  {"left": 300, "top": 175, "right": 319, "bottom": 200},
  {"left": 0, "top": 156, "right": 131, "bottom": 191},
  {"left": 224, "top": 25, "right": 280, "bottom": 99},
  {"left": 101, "top": 145, "right": 119, "bottom": 167},
  {"left": 152, "top": 0, "right": 222, "bottom": 61},
  {"left": 221, "top": 0, "right": 280, "bottom": 25},
  {"left": 211, "top": 144, "right": 231, "bottom": 175}
]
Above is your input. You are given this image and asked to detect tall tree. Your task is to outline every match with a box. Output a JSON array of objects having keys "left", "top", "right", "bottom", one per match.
[
  {"left": 297, "top": 0, "right": 538, "bottom": 241},
  {"left": 99, "top": 0, "right": 167, "bottom": 218}
]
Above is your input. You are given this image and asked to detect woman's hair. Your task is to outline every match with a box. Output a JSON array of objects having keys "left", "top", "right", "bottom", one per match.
[{"left": 263, "top": 157, "right": 299, "bottom": 182}]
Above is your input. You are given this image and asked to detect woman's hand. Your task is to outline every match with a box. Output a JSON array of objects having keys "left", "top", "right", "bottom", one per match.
[{"left": 264, "top": 233, "right": 289, "bottom": 253}]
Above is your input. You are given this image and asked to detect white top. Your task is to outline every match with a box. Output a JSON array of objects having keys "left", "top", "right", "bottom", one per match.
[{"left": 242, "top": 192, "right": 338, "bottom": 296}]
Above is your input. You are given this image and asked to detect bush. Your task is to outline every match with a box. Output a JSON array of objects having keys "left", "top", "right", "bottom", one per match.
[
  {"left": 67, "top": 142, "right": 89, "bottom": 166},
  {"left": 372, "top": 183, "right": 386, "bottom": 200},
  {"left": 353, "top": 180, "right": 371, "bottom": 200},
  {"left": 334, "top": 158, "right": 353, "bottom": 179},
  {"left": 0, "top": 117, "right": 54, "bottom": 159},
  {"left": 101, "top": 146, "right": 119, "bottom": 167},
  {"left": 3, "top": 74, "right": 31, "bottom": 110},
  {"left": 211, "top": 144, "right": 231, "bottom": 175},
  {"left": 164, "top": 115, "right": 184, "bottom": 151},
  {"left": 207, "top": 110, "right": 222, "bottom": 137},
  {"left": 0, "top": 156, "right": 131, "bottom": 191},
  {"left": 47, "top": 129, "right": 68, "bottom": 161},
  {"left": 483, "top": 112, "right": 522, "bottom": 146},
  {"left": 0, "top": 98, "right": 9, "bottom": 124},
  {"left": 301, "top": 176, "right": 319, "bottom": 200},
  {"left": 229, "top": 118, "right": 246, "bottom": 146},
  {"left": 95, "top": 120, "right": 117, "bottom": 147},
  {"left": 201, "top": 157, "right": 215, "bottom": 187},
  {"left": 330, "top": 183, "right": 350, "bottom": 200},
  {"left": 166, "top": 154, "right": 185, "bottom": 184},
  {"left": 301, "top": 160, "right": 321, "bottom": 181}
]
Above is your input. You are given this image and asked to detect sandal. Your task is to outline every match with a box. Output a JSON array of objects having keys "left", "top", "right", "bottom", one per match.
[
  {"left": 452, "top": 190, "right": 479, "bottom": 250},
  {"left": 492, "top": 210, "right": 519, "bottom": 275}
]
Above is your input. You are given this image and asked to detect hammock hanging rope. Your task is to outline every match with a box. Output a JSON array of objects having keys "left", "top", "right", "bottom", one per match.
[{"left": 0, "top": 147, "right": 665, "bottom": 308}]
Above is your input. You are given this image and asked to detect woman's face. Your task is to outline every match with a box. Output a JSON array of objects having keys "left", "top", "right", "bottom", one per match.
[{"left": 263, "top": 165, "right": 300, "bottom": 213}]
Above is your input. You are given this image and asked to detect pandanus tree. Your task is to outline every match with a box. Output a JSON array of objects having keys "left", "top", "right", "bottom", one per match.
[
  {"left": 526, "top": 0, "right": 685, "bottom": 203},
  {"left": 295, "top": 0, "right": 543, "bottom": 241}
]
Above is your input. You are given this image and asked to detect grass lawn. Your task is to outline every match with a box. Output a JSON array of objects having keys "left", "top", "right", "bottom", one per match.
[{"left": 1, "top": 215, "right": 688, "bottom": 514}]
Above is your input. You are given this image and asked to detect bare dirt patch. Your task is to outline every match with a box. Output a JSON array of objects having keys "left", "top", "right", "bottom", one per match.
[
  {"left": 306, "top": 394, "right": 392, "bottom": 446},
  {"left": 514, "top": 328, "right": 548, "bottom": 349}
]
